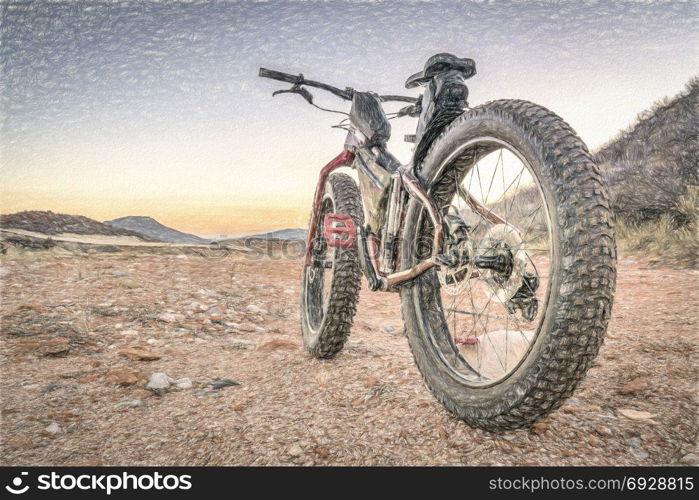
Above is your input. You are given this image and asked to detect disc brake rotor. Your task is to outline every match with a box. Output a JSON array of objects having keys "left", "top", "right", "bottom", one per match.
[
  {"left": 479, "top": 224, "right": 527, "bottom": 302},
  {"left": 438, "top": 238, "right": 474, "bottom": 295}
]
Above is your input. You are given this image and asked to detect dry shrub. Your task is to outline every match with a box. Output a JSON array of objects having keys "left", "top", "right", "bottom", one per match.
[{"left": 616, "top": 187, "right": 698, "bottom": 268}]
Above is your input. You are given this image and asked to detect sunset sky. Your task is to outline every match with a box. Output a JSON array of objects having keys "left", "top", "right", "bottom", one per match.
[{"left": 1, "top": 0, "right": 697, "bottom": 237}]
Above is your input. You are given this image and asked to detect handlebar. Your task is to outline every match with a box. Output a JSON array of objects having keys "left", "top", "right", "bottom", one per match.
[{"left": 258, "top": 67, "right": 418, "bottom": 104}]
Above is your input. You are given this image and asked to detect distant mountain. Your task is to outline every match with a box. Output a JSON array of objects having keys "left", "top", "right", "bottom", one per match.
[
  {"left": 104, "top": 216, "right": 209, "bottom": 244},
  {"left": 0, "top": 211, "right": 158, "bottom": 241},
  {"left": 234, "top": 228, "right": 307, "bottom": 241}
]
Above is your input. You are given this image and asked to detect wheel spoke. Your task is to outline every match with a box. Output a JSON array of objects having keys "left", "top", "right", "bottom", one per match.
[{"left": 435, "top": 143, "right": 552, "bottom": 386}]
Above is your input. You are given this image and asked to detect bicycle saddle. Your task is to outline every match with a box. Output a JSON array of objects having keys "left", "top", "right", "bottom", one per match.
[{"left": 405, "top": 53, "right": 476, "bottom": 89}]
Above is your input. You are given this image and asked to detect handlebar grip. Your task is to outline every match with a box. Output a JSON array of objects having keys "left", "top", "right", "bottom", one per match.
[{"left": 258, "top": 67, "right": 301, "bottom": 84}]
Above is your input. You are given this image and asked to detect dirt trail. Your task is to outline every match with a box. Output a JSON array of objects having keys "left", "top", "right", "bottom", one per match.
[{"left": 0, "top": 251, "right": 696, "bottom": 465}]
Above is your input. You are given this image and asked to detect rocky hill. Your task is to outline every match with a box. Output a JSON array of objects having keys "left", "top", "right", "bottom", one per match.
[
  {"left": 0, "top": 211, "right": 158, "bottom": 241},
  {"left": 104, "top": 216, "right": 208, "bottom": 244},
  {"left": 594, "top": 77, "right": 698, "bottom": 225}
]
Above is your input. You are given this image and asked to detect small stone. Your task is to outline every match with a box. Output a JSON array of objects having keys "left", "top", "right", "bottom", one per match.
[
  {"left": 618, "top": 377, "right": 648, "bottom": 395},
  {"left": 208, "top": 306, "right": 224, "bottom": 323},
  {"left": 531, "top": 422, "right": 549, "bottom": 435},
  {"left": 115, "top": 399, "right": 142, "bottom": 408},
  {"left": 629, "top": 446, "right": 650, "bottom": 460},
  {"left": 120, "top": 329, "right": 139, "bottom": 336},
  {"left": 288, "top": 444, "right": 303, "bottom": 457},
  {"left": 106, "top": 367, "right": 139, "bottom": 386},
  {"left": 39, "top": 337, "right": 71, "bottom": 357},
  {"left": 45, "top": 422, "right": 63, "bottom": 434},
  {"left": 174, "top": 378, "right": 193, "bottom": 390},
  {"left": 679, "top": 453, "right": 699, "bottom": 466},
  {"left": 146, "top": 372, "right": 174, "bottom": 394},
  {"left": 207, "top": 378, "right": 240, "bottom": 390},
  {"left": 560, "top": 405, "right": 581, "bottom": 414},
  {"left": 120, "top": 278, "right": 139, "bottom": 289},
  {"left": 158, "top": 313, "right": 177, "bottom": 323},
  {"left": 119, "top": 347, "right": 160, "bottom": 361},
  {"left": 245, "top": 304, "right": 268, "bottom": 315},
  {"left": 42, "top": 383, "right": 62, "bottom": 393},
  {"left": 595, "top": 426, "right": 614, "bottom": 438},
  {"left": 618, "top": 408, "right": 657, "bottom": 422}
]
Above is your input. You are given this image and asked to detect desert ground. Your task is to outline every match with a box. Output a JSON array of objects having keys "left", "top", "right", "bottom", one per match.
[{"left": 0, "top": 244, "right": 697, "bottom": 466}]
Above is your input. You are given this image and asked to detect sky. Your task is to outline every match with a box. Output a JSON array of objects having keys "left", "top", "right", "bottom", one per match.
[{"left": 1, "top": 0, "right": 697, "bottom": 237}]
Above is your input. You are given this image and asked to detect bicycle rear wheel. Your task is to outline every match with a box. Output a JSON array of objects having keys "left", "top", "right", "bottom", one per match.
[{"left": 400, "top": 100, "right": 616, "bottom": 431}]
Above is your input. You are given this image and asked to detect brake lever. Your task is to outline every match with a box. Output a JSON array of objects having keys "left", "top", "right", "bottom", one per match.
[{"left": 272, "top": 83, "right": 315, "bottom": 106}]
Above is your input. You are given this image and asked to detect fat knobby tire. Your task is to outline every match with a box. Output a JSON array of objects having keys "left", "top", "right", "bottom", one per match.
[
  {"left": 301, "top": 173, "right": 364, "bottom": 359},
  {"left": 400, "top": 99, "right": 617, "bottom": 431}
]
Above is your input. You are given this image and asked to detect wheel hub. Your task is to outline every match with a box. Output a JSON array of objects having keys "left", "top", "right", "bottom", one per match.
[{"left": 477, "top": 224, "right": 527, "bottom": 302}]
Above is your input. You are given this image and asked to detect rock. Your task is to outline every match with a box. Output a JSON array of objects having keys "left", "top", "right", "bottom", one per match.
[
  {"left": 629, "top": 445, "right": 650, "bottom": 460},
  {"left": 245, "top": 304, "right": 268, "bottom": 315},
  {"left": 618, "top": 408, "right": 657, "bottom": 422},
  {"left": 208, "top": 306, "right": 224, "bottom": 323},
  {"left": 120, "top": 329, "right": 139, "bottom": 336},
  {"left": 119, "top": 347, "right": 161, "bottom": 361},
  {"left": 679, "top": 453, "right": 699, "bottom": 466},
  {"left": 618, "top": 377, "right": 648, "bottom": 395},
  {"left": 115, "top": 399, "right": 142, "bottom": 408},
  {"left": 531, "top": 421, "right": 549, "bottom": 435},
  {"left": 288, "top": 444, "right": 303, "bottom": 457},
  {"left": 174, "top": 378, "right": 193, "bottom": 390},
  {"left": 120, "top": 278, "right": 140, "bottom": 289},
  {"left": 225, "top": 338, "right": 255, "bottom": 350},
  {"left": 106, "top": 368, "right": 139, "bottom": 386},
  {"left": 43, "top": 383, "right": 62, "bottom": 393},
  {"left": 313, "top": 446, "right": 330, "bottom": 458},
  {"left": 595, "top": 426, "right": 614, "bottom": 438},
  {"left": 236, "top": 323, "right": 259, "bottom": 333},
  {"left": 625, "top": 436, "right": 650, "bottom": 459},
  {"left": 207, "top": 378, "right": 240, "bottom": 390},
  {"left": 146, "top": 372, "right": 174, "bottom": 394},
  {"left": 39, "top": 337, "right": 71, "bottom": 357},
  {"left": 45, "top": 422, "right": 63, "bottom": 434},
  {"left": 158, "top": 313, "right": 177, "bottom": 323}
]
